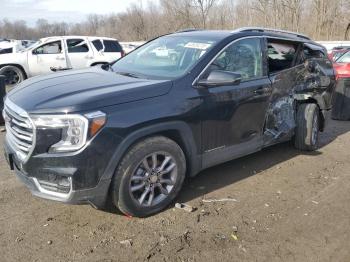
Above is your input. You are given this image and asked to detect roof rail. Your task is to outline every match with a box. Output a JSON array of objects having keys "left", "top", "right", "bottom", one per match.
[
  {"left": 175, "top": 28, "right": 201, "bottom": 33},
  {"left": 233, "top": 27, "right": 311, "bottom": 40}
]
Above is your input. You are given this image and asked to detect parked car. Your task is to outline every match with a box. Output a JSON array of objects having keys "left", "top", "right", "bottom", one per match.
[
  {"left": 120, "top": 42, "right": 144, "bottom": 54},
  {"left": 333, "top": 50, "right": 350, "bottom": 79},
  {"left": 3, "top": 28, "right": 335, "bottom": 217},
  {"left": 0, "top": 36, "right": 124, "bottom": 88},
  {"left": 328, "top": 46, "right": 350, "bottom": 62},
  {"left": 331, "top": 50, "right": 350, "bottom": 120}
]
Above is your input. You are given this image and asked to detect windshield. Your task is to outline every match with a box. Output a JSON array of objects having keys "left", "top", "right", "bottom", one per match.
[
  {"left": 336, "top": 51, "right": 350, "bottom": 63},
  {"left": 112, "top": 35, "right": 218, "bottom": 80}
]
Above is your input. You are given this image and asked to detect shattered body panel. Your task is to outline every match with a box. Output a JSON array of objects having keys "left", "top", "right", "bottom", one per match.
[{"left": 263, "top": 58, "right": 335, "bottom": 146}]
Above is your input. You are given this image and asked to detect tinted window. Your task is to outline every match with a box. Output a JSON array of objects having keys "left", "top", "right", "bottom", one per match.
[
  {"left": 0, "top": 48, "right": 13, "bottom": 54},
  {"left": 67, "top": 39, "right": 89, "bottom": 53},
  {"left": 103, "top": 40, "right": 123, "bottom": 53},
  {"left": 267, "top": 41, "right": 297, "bottom": 73},
  {"left": 207, "top": 38, "right": 263, "bottom": 81},
  {"left": 92, "top": 40, "right": 103, "bottom": 51}
]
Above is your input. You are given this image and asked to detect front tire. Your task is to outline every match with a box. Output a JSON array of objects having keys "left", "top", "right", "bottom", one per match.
[
  {"left": 294, "top": 103, "right": 320, "bottom": 151},
  {"left": 111, "top": 136, "right": 186, "bottom": 217},
  {"left": 0, "top": 65, "right": 25, "bottom": 91}
]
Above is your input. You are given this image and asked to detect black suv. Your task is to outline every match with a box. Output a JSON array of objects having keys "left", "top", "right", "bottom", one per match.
[{"left": 3, "top": 28, "right": 335, "bottom": 217}]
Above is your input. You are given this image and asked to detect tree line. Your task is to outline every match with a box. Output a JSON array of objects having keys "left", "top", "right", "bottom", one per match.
[{"left": 0, "top": 0, "right": 349, "bottom": 41}]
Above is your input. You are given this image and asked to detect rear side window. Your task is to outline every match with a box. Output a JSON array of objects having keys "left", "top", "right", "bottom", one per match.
[
  {"left": 267, "top": 41, "right": 297, "bottom": 73},
  {"left": 303, "top": 47, "right": 325, "bottom": 59},
  {"left": 67, "top": 39, "right": 89, "bottom": 53},
  {"left": 0, "top": 48, "right": 13, "bottom": 54},
  {"left": 103, "top": 40, "right": 123, "bottom": 53},
  {"left": 92, "top": 40, "right": 103, "bottom": 51}
]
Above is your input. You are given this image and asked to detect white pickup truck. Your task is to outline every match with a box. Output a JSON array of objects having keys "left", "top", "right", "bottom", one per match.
[{"left": 0, "top": 36, "right": 124, "bottom": 88}]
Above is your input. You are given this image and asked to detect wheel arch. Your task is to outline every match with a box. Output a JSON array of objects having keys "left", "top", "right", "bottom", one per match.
[{"left": 102, "top": 121, "right": 202, "bottom": 183}]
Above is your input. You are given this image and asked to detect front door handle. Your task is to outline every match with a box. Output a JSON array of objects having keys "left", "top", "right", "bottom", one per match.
[{"left": 56, "top": 56, "right": 65, "bottom": 60}]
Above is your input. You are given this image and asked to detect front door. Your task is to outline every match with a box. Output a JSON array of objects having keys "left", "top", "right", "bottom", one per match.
[
  {"left": 199, "top": 37, "right": 272, "bottom": 168},
  {"left": 28, "top": 40, "right": 67, "bottom": 77}
]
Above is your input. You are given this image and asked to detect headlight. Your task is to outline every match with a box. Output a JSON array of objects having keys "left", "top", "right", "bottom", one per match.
[{"left": 31, "top": 111, "right": 106, "bottom": 153}]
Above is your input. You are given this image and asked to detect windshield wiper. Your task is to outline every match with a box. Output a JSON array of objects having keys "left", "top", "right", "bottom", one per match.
[{"left": 115, "top": 71, "right": 141, "bottom": 79}]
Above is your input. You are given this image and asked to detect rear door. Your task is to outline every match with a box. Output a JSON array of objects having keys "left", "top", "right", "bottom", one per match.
[
  {"left": 28, "top": 40, "right": 67, "bottom": 76},
  {"left": 65, "top": 38, "right": 94, "bottom": 69},
  {"left": 263, "top": 39, "right": 301, "bottom": 140},
  {"left": 199, "top": 37, "right": 272, "bottom": 168}
]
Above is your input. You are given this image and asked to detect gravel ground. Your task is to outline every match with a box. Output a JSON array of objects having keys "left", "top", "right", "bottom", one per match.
[{"left": 0, "top": 119, "right": 350, "bottom": 262}]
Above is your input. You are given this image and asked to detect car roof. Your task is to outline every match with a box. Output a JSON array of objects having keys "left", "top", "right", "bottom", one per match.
[
  {"left": 171, "top": 28, "right": 321, "bottom": 47},
  {"left": 39, "top": 36, "right": 118, "bottom": 42}
]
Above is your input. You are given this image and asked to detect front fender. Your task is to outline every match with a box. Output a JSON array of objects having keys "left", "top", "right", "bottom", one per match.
[{"left": 101, "top": 121, "right": 202, "bottom": 182}]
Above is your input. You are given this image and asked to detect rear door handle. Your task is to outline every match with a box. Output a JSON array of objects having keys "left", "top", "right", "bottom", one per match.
[{"left": 56, "top": 56, "right": 65, "bottom": 60}]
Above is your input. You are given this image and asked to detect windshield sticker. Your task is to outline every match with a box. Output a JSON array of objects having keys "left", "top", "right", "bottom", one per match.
[{"left": 185, "top": 42, "right": 212, "bottom": 50}]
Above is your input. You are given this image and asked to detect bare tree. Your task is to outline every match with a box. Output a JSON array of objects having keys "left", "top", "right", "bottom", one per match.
[
  {"left": 193, "top": 0, "right": 217, "bottom": 28},
  {"left": 0, "top": 0, "right": 349, "bottom": 41}
]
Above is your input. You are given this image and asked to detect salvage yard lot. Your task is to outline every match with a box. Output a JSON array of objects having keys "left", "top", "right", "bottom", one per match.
[{"left": 1, "top": 119, "right": 350, "bottom": 262}]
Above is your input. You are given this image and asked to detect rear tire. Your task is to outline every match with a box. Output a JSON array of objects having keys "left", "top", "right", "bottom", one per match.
[
  {"left": 111, "top": 136, "right": 186, "bottom": 217},
  {"left": 294, "top": 103, "right": 320, "bottom": 151}
]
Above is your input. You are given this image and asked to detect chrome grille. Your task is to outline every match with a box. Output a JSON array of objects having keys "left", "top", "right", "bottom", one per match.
[{"left": 3, "top": 98, "right": 35, "bottom": 162}]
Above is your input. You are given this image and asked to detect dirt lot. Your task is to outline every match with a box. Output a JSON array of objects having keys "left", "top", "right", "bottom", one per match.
[{"left": 1, "top": 119, "right": 350, "bottom": 262}]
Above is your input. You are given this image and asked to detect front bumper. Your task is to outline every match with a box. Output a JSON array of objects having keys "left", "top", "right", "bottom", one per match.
[
  {"left": 13, "top": 166, "right": 111, "bottom": 208},
  {"left": 3, "top": 127, "right": 122, "bottom": 209}
]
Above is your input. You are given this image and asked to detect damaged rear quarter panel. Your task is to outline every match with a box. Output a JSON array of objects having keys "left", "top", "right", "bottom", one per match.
[{"left": 263, "top": 58, "right": 335, "bottom": 146}]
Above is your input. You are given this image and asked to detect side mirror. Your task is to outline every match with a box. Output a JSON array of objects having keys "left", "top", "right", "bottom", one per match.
[{"left": 197, "top": 70, "right": 242, "bottom": 88}]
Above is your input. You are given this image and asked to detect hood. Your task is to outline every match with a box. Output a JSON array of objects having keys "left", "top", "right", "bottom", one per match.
[
  {"left": 7, "top": 67, "right": 172, "bottom": 114},
  {"left": 0, "top": 51, "right": 26, "bottom": 61},
  {"left": 333, "top": 63, "right": 350, "bottom": 79}
]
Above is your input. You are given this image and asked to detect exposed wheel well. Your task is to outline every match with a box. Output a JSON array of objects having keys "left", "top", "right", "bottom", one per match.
[{"left": 0, "top": 64, "right": 28, "bottom": 79}]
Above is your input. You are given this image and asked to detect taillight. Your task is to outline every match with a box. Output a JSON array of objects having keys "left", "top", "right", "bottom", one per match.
[{"left": 121, "top": 50, "right": 125, "bottom": 57}]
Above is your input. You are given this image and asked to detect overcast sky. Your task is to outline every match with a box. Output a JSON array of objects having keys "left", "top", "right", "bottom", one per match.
[{"left": 0, "top": 0, "right": 155, "bottom": 26}]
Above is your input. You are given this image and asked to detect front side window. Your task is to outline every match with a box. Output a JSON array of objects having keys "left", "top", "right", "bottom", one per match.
[
  {"left": 34, "top": 41, "right": 62, "bottom": 54},
  {"left": 205, "top": 38, "right": 263, "bottom": 81},
  {"left": 336, "top": 51, "right": 350, "bottom": 63},
  {"left": 67, "top": 39, "right": 89, "bottom": 53},
  {"left": 267, "top": 41, "right": 297, "bottom": 73},
  {"left": 112, "top": 36, "right": 218, "bottom": 79}
]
